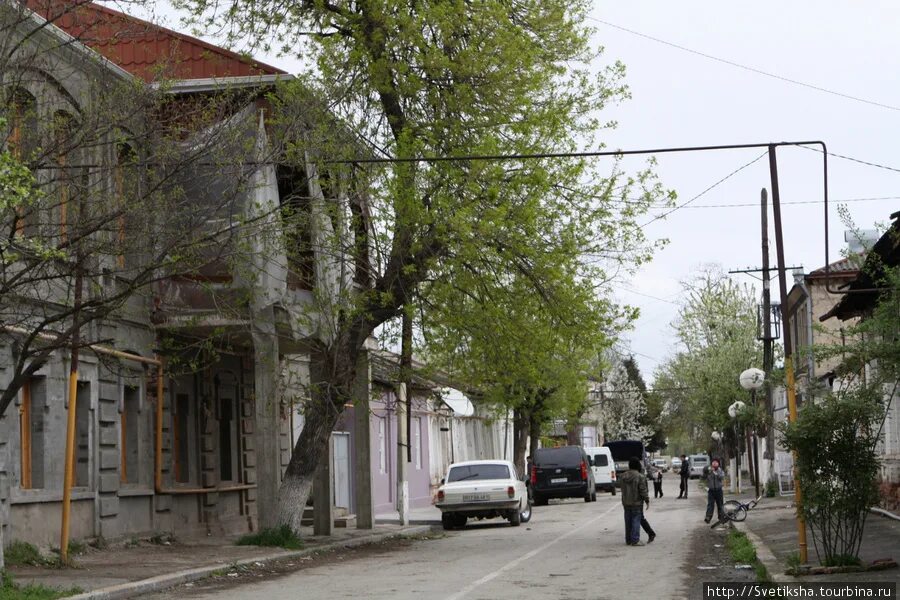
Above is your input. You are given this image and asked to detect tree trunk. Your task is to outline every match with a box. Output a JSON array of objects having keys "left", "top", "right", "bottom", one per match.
[
  {"left": 274, "top": 345, "right": 357, "bottom": 532},
  {"left": 512, "top": 408, "right": 529, "bottom": 475},
  {"left": 528, "top": 413, "right": 542, "bottom": 454}
]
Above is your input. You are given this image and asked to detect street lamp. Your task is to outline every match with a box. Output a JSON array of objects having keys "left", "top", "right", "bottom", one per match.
[{"left": 739, "top": 368, "right": 765, "bottom": 497}]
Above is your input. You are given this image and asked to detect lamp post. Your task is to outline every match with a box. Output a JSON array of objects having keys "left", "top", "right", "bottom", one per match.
[
  {"left": 728, "top": 400, "right": 746, "bottom": 493},
  {"left": 739, "top": 368, "right": 765, "bottom": 497}
]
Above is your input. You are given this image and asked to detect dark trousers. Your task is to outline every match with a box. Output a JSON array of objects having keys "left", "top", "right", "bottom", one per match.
[
  {"left": 679, "top": 475, "right": 688, "bottom": 498},
  {"left": 640, "top": 514, "right": 655, "bottom": 537},
  {"left": 706, "top": 488, "right": 725, "bottom": 521},
  {"left": 653, "top": 480, "right": 663, "bottom": 498},
  {"left": 623, "top": 507, "right": 642, "bottom": 544}
]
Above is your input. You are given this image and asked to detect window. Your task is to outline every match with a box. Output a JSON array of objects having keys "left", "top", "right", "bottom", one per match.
[
  {"left": 413, "top": 417, "right": 422, "bottom": 470},
  {"left": 52, "top": 111, "right": 78, "bottom": 243},
  {"left": 447, "top": 463, "right": 511, "bottom": 482},
  {"left": 19, "top": 377, "right": 47, "bottom": 489},
  {"left": 593, "top": 454, "right": 609, "bottom": 467},
  {"left": 174, "top": 393, "right": 192, "bottom": 484},
  {"left": 378, "top": 417, "right": 386, "bottom": 475},
  {"left": 7, "top": 89, "right": 38, "bottom": 236},
  {"left": 75, "top": 381, "right": 91, "bottom": 488},
  {"left": 115, "top": 143, "right": 138, "bottom": 270},
  {"left": 218, "top": 392, "right": 237, "bottom": 482},
  {"left": 277, "top": 165, "right": 315, "bottom": 290},
  {"left": 121, "top": 384, "right": 140, "bottom": 484}
]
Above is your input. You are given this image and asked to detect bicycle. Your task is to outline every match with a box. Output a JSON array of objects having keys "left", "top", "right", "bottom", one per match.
[{"left": 711, "top": 495, "right": 762, "bottom": 528}]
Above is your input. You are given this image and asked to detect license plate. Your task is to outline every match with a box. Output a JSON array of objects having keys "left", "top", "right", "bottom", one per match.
[
  {"left": 550, "top": 477, "right": 568, "bottom": 484},
  {"left": 462, "top": 493, "right": 490, "bottom": 501}
]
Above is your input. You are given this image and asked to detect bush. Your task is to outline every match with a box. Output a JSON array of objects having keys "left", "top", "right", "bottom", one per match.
[
  {"left": 765, "top": 477, "right": 778, "bottom": 498},
  {"left": 4, "top": 541, "right": 45, "bottom": 567},
  {"left": 726, "top": 529, "right": 757, "bottom": 564},
  {"left": 779, "top": 389, "right": 883, "bottom": 566},
  {"left": 236, "top": 525, "right": 303, "bottom": 550}
]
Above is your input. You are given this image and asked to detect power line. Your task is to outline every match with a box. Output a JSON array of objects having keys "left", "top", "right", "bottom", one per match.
[
  {"left": 590, "top": 17, "right": 900, "bottom": 113},
  {"left": 796, "top": 144, "right": 900, "bottom": 174},
  {"left": 620, "top": 287, "right": 682, "bottom": 306},
  {"left": 646, "top": 196, "right": 900, "bottom": 210},
  {"left": 637, "top": 151, "right": 768, "bottom": 228}
]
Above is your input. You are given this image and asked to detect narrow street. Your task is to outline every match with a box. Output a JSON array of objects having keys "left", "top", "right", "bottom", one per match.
[{"left": 151, "top": 479, "right": 713, "bottom": 600}]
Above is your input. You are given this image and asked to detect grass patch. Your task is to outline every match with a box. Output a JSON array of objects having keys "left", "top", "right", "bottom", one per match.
[
  {"left": 0, "top": 571, "right": 82, "bottom": 600},
  {"left": 4, "top": 542, "right": 45, "bottom": 567},
  {"left": 727, "top": 529, "right": 772, "bottom": 582},
  {"left": 822, "top": 554, "right": 862, "bottom": 567},
  {"left": 726, "top": 529, "right": 758, "bottom": 564},
  {"left": 236, "top": 526, "right": 303, "bottom": 550}
]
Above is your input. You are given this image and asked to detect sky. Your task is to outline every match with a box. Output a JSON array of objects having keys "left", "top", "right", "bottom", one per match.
[{"left": 146, "top": 1, "right": 899, "bottom": 381}]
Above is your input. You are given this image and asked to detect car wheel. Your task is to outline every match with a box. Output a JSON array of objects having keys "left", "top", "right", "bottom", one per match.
[
  {"left": 611, "top": 486, "right": 617, "bottom": 496},
  {"left": 533, "top": 494, "right": 548, "bottom": 506},
  {"left": 584, "top": 491, "right": 592, "bottom": 503},
  {"left": 591, "top": 490, "right": 597, "bottom": 502},
  {"left": 509, "top": 506, "right": 522, "bottom": 526},
  {"left": 454, "top": 514, "right": 467, "bottom": 529},
  {"left": 520, "top": 498, "right": 532, "bottom": 523},
  {"left": 441, "top": 513, "right": 455, "bottom": 531}
]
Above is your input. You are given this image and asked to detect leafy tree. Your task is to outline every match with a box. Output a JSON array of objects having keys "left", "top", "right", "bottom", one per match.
[
  {"left": 169, "top": 0, "right": 669, "bottom": 529},
  {"left": 654, "top": 267, "right": 765, "bottom": 457},
  {"left": 600, "top": 356, "right": 654, "bottom": 443}
]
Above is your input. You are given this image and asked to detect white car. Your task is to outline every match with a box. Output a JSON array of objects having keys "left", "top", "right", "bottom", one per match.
[{"left": 436, "top": 460, "right": 531, "bottom": 530}]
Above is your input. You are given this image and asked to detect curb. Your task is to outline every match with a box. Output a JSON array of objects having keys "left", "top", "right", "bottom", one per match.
[
  {"left": 65, "top": 525, "right": 436, "bottom": 600},
  {"left": 734, "top": 521, "right": 796, "bottom": 584}
]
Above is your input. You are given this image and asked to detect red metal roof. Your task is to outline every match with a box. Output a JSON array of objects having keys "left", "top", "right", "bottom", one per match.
[{"left": 24, "top": 0, "right": 285, "bottom": 82}]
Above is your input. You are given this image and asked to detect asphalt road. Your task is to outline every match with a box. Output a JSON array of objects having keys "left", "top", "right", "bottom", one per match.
[{"left": 166, "top": 477, "right": 710, "bottom": 600}]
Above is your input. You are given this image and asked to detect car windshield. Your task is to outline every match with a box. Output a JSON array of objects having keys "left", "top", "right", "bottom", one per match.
[{"left": 447, "top": 464, "right": 510, "bottom": 482}]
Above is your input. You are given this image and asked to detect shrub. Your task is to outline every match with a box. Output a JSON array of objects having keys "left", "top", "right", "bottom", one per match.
[
  {"left": 779, "top": 389, "right": 883, "bottom": 566},
  {"left": 236, "top": 525, "right": 303, "bottom": 550},
  {"left": 4, "top": 541, "right": 45, "bottom": 567}
]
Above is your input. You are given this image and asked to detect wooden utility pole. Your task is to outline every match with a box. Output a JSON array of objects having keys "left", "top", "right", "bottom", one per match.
[
  {"left": 761, "top": 188, "right": 774, "bottom": 478},
  {"left": 768, "top": 145, "right": 808, "bottom": 564}
]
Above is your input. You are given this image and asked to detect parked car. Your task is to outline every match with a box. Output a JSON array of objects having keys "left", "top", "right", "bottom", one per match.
[
  {"left": 436, "top": 460, "right": 531, "bottom": 530},
  {"left": 652, "top": 458, "right": 668, "bottom": 472},
  {"left": 671, "top": 456, "right": 683, "bottom": 472},
  {"left": 690, "top": 454, "right": 709, "bottom": 479},
  {"left": 531, "top": 446, "right": 596, "bottom": 505},
  {"left": 603, "top": 440, "right": 648, "bottom": 484},
  {"left": 584, "top": 446, "right": 616, "bottom": 495}
]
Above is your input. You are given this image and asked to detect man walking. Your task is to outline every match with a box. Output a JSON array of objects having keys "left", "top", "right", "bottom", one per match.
[
  {"left": 677, "top": 454, "right": 690, "bottom": 499},
  {"left": 653, "top": 467, "right": 663, "bottom": 499},
  {"left": 620, "top": 457, "right": 650, "bottom": 546},
  {"left": 704, "top": 458, "right": 726, "bottom": 524}
]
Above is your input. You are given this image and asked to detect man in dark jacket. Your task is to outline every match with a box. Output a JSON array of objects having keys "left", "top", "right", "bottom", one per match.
[
  {"left": 704, "top": 458, "right": 726, "bottom": 523},
  {"left": 620, "top": 457, "right": 650, "bottom": 546},
  {"left": 677, "top": 454, "right": 690, "bottom": 499}
]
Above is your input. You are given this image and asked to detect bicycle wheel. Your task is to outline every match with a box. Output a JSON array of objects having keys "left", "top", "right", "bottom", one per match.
[{"left": 723, "top": 500, "right": 747, "bottom": 522}]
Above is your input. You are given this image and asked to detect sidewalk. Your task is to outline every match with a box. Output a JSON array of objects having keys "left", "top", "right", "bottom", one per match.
[
  {"left": 375, "top": 504, "right": 442, "bottom": 525},
  {"left": 737, "top": 496, "right": 900, "bottom": 582},
  {"left": 5, "top": 523, "right": 435, "bottom": 599}
]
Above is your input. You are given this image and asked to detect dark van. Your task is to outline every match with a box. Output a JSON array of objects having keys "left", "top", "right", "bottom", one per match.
[
  {"left": 603, "top": 440, "right": 648, "bottom": 484},
  {"left": 530, "top": 446, "right": 596, "bottom": 505}
]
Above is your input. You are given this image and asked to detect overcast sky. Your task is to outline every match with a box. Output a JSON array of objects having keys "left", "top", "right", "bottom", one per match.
[{"left": 149, "top": 1, "right": 899, "bottom": 382}]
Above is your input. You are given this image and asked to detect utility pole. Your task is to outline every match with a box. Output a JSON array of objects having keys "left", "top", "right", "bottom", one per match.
[
  {"left": 758, "top": 187, "right": 771, "bottom": 495},
  {"left": 396, "top": 309, "right": 412, "bottom": 525},
  {"left": 768, "top": 145, "right": 808, "bottom": 564}
]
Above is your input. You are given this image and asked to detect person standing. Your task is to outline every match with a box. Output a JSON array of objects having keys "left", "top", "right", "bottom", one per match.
[
  {"left": 677, "top": 454, "right": 690, "bottom": 499},
  {"left": 653, "top": 467, "right": 664, "bottom": 499},
  {"left": 620, "top": 457, "right": 650, "bottom": 546},
  {"left": 704, "top": 458, "right": 726, "bottom": 523}
]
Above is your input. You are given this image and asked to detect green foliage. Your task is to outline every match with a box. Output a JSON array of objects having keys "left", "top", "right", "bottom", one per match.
[
  {"left": 765, "top": 477, "right": 778, "bottom": 498},
  {"left": 3, "top": 542, "right": 44, "bottom": 567},
  {"left": 0, "top": 571, "right": 81, "bottom": 600},
  {"left": 779, "top": 388, "right": 883, "bottom": 566},
  {"left": 726, "top": 529, "right": 758, "bottom": 564},
  {"left": 236, "top": 526, "right": 303, "bottom": 550},
  {"left": 655, "top": 267, "right": 767, "bottom": 451}
]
